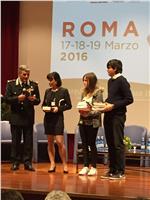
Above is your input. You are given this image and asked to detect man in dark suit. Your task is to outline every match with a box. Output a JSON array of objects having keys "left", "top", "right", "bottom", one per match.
[{"left": 5, "top": 65, "right": 41, "bottom": 171}]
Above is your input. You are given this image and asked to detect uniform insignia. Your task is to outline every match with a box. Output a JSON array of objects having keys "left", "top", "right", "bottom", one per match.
[
  {"left": 7, "top": 79, "right": 15, "bottom": 83},
  {"left": 30, "top": 80, "right": 38, "bottom": 85}
]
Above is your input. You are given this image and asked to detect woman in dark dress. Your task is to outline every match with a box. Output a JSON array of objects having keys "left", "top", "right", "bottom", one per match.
[{"left": 42, "top": 72, "right": 72, "bottom": 173}]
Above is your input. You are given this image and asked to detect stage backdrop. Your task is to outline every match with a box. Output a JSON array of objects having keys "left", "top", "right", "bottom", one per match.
[
  {"left": 18, "top": 1, "right": 150, "bottom": 133},
  {"left": 51, "top": 1, "right": 149, "bottom": 84}
]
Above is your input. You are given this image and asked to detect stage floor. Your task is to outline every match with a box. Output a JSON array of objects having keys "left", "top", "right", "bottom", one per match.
[{"left": 1, "top": 163, "right": 150, "bottom": 200}]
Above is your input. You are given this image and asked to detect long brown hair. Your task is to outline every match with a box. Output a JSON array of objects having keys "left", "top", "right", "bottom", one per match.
[{"left": 82, "top": 72, "right": 98, "bottom": 96}]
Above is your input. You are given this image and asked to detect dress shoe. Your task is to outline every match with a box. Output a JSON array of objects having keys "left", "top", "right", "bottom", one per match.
[
  {"left": 63, "top": 170, "right": 68, "bottom": 174},
  {"left": 48, "top": 166, "right": 56, "bottom": 173},
  {"left": 24, "top": 164, "right": 35, "bottom": 171},
  {"left": 11, "top": 163, "right": 19, "bottom": 171}
]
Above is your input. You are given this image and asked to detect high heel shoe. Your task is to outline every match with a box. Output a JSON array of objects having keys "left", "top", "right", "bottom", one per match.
[
  {"left": 63, "top": 166, "right": 68, "bottom": 174},
  {"left": 48, "top": 166, "right": 56, "bottom": 173},
  {"left": 63, "top": 170, "right": 68, "bottom": 174}
]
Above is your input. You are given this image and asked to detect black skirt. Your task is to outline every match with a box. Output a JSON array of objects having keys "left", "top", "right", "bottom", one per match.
[{"left": 44, "top": 112, "right": 64, "bottom": 135}]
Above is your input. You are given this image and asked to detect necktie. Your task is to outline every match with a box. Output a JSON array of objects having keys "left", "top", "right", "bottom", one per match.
[{"left": 22, "top": 83, "right": 27, "bottom": 88}]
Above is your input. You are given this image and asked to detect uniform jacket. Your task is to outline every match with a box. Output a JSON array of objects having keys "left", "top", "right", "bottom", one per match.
[{"left": 5, "top": 78, "right": 41, "bottom": 126}]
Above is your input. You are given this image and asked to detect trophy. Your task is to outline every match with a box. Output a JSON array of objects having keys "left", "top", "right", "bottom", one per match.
[{"left": 22, "top": 86, "right": 34, "bottom": 97}]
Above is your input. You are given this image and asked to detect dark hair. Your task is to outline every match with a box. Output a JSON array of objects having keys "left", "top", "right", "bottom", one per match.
[
  {"left": 82, "top": 72, "right": 98, "bottom": 94},
  {"left": 107, "top": 59, "right": 122, "bottom": 73},
  {"left": 47, "top": 72, "right": 62, "bottom": 87},
  {"left": 1, "top": 190, "right": 24, "bottom": 200}
]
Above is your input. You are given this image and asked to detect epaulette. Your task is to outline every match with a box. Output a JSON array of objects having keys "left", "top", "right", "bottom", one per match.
[
  {"left": 30, "top": 80, "right": 38, "bottom": 85},
  {"left": 7, "top": 79, "right": 15, "bottom": 83}
]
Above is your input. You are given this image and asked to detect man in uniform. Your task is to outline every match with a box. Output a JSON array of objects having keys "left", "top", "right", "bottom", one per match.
[{"left": 5, "top": 65, "right": 41, "bottom": 171}]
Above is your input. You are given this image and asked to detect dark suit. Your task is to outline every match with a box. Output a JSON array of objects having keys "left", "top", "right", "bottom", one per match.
[{"left": 5, "top": 78, "right": 41, "bottom": 165}]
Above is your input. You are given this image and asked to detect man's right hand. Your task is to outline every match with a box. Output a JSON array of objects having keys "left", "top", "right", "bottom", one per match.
[{"left": 18, "top": 94, "right": 26, "bottom": 102}]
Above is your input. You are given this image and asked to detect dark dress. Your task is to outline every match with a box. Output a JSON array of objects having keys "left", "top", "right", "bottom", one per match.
[{"left": 42, "top": 87, "right": 72, "bottom": 135}]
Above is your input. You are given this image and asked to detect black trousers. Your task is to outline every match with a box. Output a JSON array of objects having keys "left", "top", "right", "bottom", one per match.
[
  {"left": 10, "top": 125, "right": 33, "bottom": 165},
  {"left": 79, "top": 124, "right": 98, "bottom": 168},
  {"left": 104, "top": 113, "right": 126, "bottom": 173}
]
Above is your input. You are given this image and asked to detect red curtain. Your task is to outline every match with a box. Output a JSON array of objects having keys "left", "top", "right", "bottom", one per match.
[{"left": 1, "top": 2, "right": 20, "bottom": 95}]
